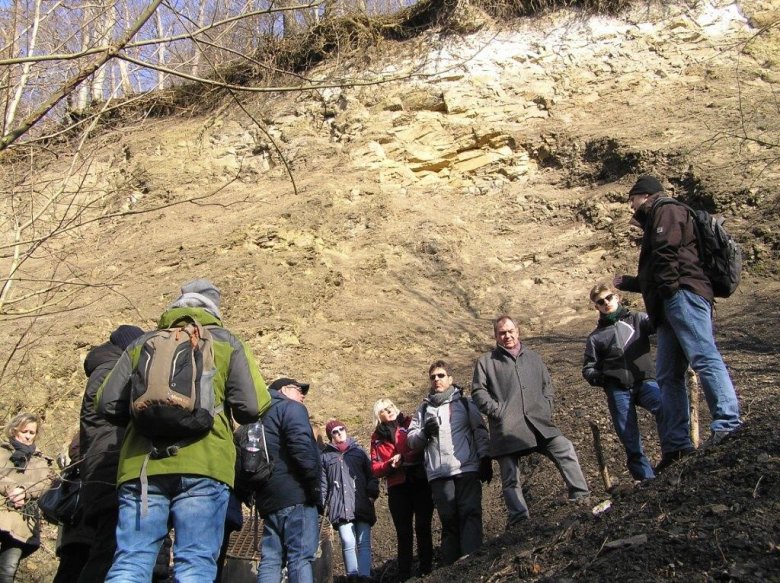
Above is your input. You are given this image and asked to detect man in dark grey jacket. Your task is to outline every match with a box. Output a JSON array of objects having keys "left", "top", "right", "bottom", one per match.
[{"left": 472, "top": 316, "right": 589, "bottom": 528}]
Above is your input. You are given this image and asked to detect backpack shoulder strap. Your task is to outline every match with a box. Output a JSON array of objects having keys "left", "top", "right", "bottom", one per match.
[{"left": 651, "top": 197, "right": 703, "bottom": 247}]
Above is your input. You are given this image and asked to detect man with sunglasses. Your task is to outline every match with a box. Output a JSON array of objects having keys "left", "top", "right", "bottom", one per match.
[
  {"left": 472, "top": 316, "right": 589, "bottom": 529},
  {"left": 583, "top": 283, "right": 662, "bottom": 483},
  {"left": 615, "top": 175, "right": 742, "bottom": 471},
  {"left": 254, "top": 377, "right": 322, "bottom": 583},
  {"left": 407, "top": 361, "right": 491, "bottom": 566}
]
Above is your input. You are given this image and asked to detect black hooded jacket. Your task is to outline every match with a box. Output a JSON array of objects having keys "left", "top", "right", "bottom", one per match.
[{"left": 79, "top": 342, "right": 125, "bottom": 517}]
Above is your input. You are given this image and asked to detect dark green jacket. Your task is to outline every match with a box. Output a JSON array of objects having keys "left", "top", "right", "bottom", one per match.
[{"left": 96, "top": 307, "right": 271, "bottom": 487}]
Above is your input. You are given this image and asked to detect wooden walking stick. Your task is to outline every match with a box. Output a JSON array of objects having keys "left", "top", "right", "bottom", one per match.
[
  {"left": 688, "top": 367, "right": 700, "bottom": 448},
  {"left": 589, "top": 420, "right": 612, "bottom": 491}
]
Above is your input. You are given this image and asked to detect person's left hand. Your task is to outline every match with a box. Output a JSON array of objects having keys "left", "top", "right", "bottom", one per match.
[
  {"left": 478, "top": 457, "right": 493, "bottom": 484},
  {"left": 8, "top": 487, "right": 25, "bottom": 508}
]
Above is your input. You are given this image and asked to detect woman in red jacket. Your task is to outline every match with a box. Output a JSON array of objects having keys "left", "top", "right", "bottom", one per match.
[{"left": 370, "top": 399, "right": 433, "bottom": 581}]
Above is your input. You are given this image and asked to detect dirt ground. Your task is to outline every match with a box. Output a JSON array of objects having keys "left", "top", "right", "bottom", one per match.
[{"left": 2, "top": 1, "right": 779, "bottom": 581}]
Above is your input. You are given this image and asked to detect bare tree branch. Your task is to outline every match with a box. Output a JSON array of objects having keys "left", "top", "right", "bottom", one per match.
[
  {"left": 0, "top": 0, "right": 165, "bottom": 152},
  {"left": 0, "top": 2, "right": 322, "bottom": 67}
]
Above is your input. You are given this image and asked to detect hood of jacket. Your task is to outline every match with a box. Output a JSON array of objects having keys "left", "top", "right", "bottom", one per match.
[
  {"left": 83, "top": 342, "right": 123, "bottom": 377},
  {"left": 157, "top": 306, "right": 222, "bottom": 329}
]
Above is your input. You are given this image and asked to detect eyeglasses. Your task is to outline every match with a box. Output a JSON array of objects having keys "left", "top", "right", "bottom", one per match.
[
  {"left": 595, "top": 294, "right": 615, "bottom": 307},
  {"left": 429, "top": 373, "right": 447, "bottom": 380},
  {"left": 330, "top": 427, "right": 346, "bottom": 436}
]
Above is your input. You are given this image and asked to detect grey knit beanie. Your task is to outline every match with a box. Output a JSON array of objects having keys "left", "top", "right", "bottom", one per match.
[{"left": 169, "top": 278, "right": 223, "bottom": 320}]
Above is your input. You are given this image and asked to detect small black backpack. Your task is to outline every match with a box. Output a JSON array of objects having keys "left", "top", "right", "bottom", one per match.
[{"left": 654, "top": 199, "right": 742, "bottom": 298}]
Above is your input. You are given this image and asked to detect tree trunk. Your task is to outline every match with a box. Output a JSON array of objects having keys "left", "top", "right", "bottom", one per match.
[{"left": 4, "top": 0, "right": 43, "bottom": 131}]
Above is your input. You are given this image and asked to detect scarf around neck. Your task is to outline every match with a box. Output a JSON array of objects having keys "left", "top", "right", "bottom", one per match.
[
  {"left": 333, "top": 441, "right": 350, "bottom": 453},
  {"left": 428, "top": 385, "right": 457, "bottom": 407},
  {"left": 599, "top": 305, "right": 627, "bottom": 326},
  {"left": 9, "top": 439, "right": 36, "bottom": 468}
]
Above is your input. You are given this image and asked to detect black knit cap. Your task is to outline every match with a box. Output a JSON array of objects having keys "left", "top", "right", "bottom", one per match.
[
  {"left": 109, "top": 325, "right": 145, "bottom": 350},
  {"left": 628, "top": 175, "right": 664, "bottom": 199}
]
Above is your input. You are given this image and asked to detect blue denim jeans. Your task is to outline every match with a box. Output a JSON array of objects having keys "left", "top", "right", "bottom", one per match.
[
  {"left": 336, "top": 521, "right": 371, "bottom": 577},
  {"left": 106, "top": 475, "right": 229, "bottom": 583},
  {"left": 257, "top": 504, "right": 319, "bottom": 583},
  {"left": 657, "top": 289, "right": 742, "bottom": 452},
  {"left": 604, "top": 379, "right": 662, "bottom": 480}
]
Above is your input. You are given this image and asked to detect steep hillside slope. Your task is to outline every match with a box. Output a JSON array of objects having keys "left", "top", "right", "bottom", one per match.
[{"left": 2, "top": 1, "right": 779, "bottom": 581}]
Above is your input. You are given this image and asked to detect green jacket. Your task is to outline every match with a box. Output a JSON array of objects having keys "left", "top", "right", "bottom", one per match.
[{"left": 96, "top": 307, "right": 271, "bottom": 487}]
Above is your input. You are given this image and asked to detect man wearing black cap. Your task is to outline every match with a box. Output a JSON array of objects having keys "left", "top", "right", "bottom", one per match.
[
  {"left": 255, "top": 377, "right": 322, "bottom": 583},
  {"left": 614, "top": 176, "right": 742, "bottom": 472}
]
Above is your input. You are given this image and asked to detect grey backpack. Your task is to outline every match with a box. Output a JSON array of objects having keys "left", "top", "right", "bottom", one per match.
[{"left": 130, "top": 317, "right": 219, "bottom": 439}]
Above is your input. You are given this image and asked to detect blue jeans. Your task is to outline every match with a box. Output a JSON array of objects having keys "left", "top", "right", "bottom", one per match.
[
  {"left": 657, "top": 289, "right": 742, "bottom": 452},
  {"left": 605, "top": 380, "right": 662, "bottom": 480},
  {"left": 106, "top": 475, "right": 229, "bottom": 583},
  {"left": 257, "top": 504, "right": 319, "bottom": 583},
  {"left": 337, "top": 521, "right": 371, "bottom": 577}
]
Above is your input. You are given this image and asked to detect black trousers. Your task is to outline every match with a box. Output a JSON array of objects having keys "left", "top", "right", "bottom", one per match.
[
  {"left": 387, "top": 475, "right": 434, "bottom": 581},
  {"left": 0, "top": 535, "right": 26, "bottom": 583}
]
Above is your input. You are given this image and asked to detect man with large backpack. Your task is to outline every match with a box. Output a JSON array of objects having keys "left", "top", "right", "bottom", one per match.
[
  {"left": 96, "top": 278, "right": 271, "bottom": 582},
  {"left": 614, "top": 176, "right": 742, "bottom": 472}
]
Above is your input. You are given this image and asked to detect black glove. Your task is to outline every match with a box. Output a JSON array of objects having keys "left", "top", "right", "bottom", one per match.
[
  {"left": 478, "top": 457, "right": 493, "bottom": 484},
  {"left": 423, "top": 416, "right": 439, "bottom": 438},
  {"left": 585, "top": 372, "right": 604, "bottom": 387},
  {"left": 305, "top": 486, "right": 323, "bottom": 515}
]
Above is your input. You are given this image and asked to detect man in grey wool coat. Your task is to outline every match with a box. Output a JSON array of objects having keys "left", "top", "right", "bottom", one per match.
[{"left": 471, "top": 315, "right": 590, "bottom": 528}]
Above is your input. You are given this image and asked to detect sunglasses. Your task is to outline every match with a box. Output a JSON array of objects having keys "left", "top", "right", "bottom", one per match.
[
  {"left": 429, "top": 372, "right": 447, "bottom": 380},
  {"left": 330, "top": 427, "right": 346, "bottom": 436},
  {"left": 595, "top": 294, "right": 615, "bottom": 307}
]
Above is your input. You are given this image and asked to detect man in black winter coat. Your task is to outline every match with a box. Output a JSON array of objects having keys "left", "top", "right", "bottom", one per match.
[
  {"left": 76, "top": 324, "right": 144, "bottom": 583},
  {"left": 614, "top": 175, "right": 741, "bottom": 472},
  {"left": 255, "top": 378, "right": 322, "bottom": 583}
]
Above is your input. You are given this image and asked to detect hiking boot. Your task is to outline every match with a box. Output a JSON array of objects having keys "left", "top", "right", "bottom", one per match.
[
  {"left": 567, "top": 493, "right": 591, "bottom": 504},
  {"left": 654, "top": 447, "right": 695, "bottom": 473},
  {"left": 704, "top": 427, "right": 741, "bottom": 447}
]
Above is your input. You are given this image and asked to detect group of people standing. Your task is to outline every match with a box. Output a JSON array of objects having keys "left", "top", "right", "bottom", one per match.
[{"left": 0, "top": 174, "right": 742, "bottom": 583}]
